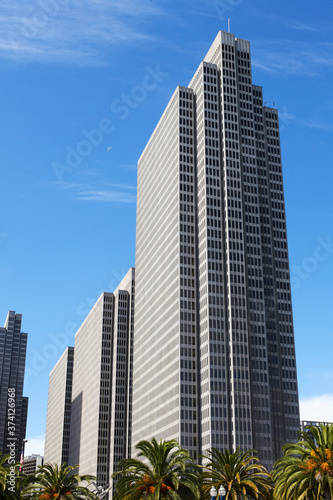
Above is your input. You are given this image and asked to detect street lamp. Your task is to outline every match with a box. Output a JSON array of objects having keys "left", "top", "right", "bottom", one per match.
[
  {"left": 218, "top": 485, "right": 226, "bottom": 500},
  {"left": 210, "top": 486, "right": 217, "bottom": 500}
]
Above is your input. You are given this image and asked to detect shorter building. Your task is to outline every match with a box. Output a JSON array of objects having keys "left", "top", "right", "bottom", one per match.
[
  {"left": 22, "top": 454, "right": 44, "bottom": 475},
  {"left": 0, "top": 311, "right": 29, "bottom": 462},
  {"left": 69, "top": 268, "right": 135, "bottom": 491},
  {"left": 44, "top": 347, "right": 74, "bottom": 465},
  {"left": 45, "top": 268, "right": 135, "bottom": 496},
  {"left": 301, "top": 420, "right": 333, "bottom": 431}
]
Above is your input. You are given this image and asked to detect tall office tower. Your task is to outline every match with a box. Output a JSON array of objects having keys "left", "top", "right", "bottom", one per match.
[
  {"left": 132, "top": 31, "right": 299, "bottom": 468},
  {"left": 44, "top": 346, "right": 74, "bottom": 465},
  {"left": 0, "top": 311, "right": 29, "bottom": 462},
  {"left": 66, "top": 268, "right": 134, "bottom": 490}
]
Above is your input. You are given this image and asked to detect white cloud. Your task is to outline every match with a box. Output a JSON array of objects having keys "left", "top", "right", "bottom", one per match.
[
  {"left": 300, "top": 394, "right": 333, "bottom": 423},
  {"left": 53, "top": 180, "right": 137, "bottom": 203},
  {"left": 251, "top": 59, "right": 277, "bottom": 74},
  {"left": 0, "top": 0, "right": 164, "bottom": 65},
  {"left": 257, "top": 13, "right": 323, "bottom": 33},
  {"left": 252, "top": 40, "right": 333, "bottom": 77},
  {"left": 24, "top": 435, "right": 45, "bottom": 457},
  {"left": 75, "top": 188, "right": 136, "bottom": 203},
  {"left": 301, "top": 120, "right": 333, "bottom": 133},
  {"left": 283, "top": 21, "right": 319, "bottom": 32}
]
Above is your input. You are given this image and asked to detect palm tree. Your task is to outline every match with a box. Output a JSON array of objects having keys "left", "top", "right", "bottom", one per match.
[
  {"left": 4, "top": 470, "right": 37, "bottom": 500},
  {"left": 28, "top": 462, "right": 99, "bottom": 500},
  {"left": 201, "top": 447, "right": 273, "bottom": 500},
  {"left": 112, "top": 437, "right": 200, "bottom": 500},
  {"left": 0, "top": 453, "right": 32, "bottom": 500},
  {"left": 0, "top": 453, "right": 9, "bottom": 488},
  {"left": 0, "top": 453, "right": 11, "bottom": 498},
  {"left": 273, "top": 422, "right": 333, "bottom": 500}
]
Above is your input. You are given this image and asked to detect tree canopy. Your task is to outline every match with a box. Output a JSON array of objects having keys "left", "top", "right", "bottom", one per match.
[
  {"left": 201, "top": 447, "right": 273, "bottom": 500},
  {"left": 113, "top": 437, "right": 200, "bottom": 500},
  {"left": 273, "top": 423, "right": 333, "bottom": 500}
]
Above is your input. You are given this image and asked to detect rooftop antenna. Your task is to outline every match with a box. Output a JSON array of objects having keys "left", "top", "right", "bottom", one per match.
[{"left": 228, "top": 18, "right": 230, "bottom": 33}]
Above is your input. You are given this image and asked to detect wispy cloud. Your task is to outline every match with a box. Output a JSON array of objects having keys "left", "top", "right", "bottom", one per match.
[
  {"left": 301, "top": 119, "right": 333, "bottom": 133},
  {"left": 283, "top": 21, "right": 319, "bottom": 32},
  {"left": 251, "top": 59, "right": 277, "bottom": 74},
  {"left": 25, "top": 434, "right": 45, "bottom": 456},
  {"left": 54, "top": 180, "right": 136, "bottom": 203},
  {"left": 75, "top": 189, "right": 136, "bottom": 203},
  {"left": 0, "top": 0, "right": 164, "bottom": 65},
  {"left": 300, "top": 394, "right": 333, "bottom": 423},
  {"left": 120, "top": 163, "right": 137, "bottom": 171},
  {"left": 257, "top": 13, "right": 325, "bottom": 33},
  {"left": 252, "top": 40, "right": 333, "bottom": 77},
  {"left": 103, "top": 182, "right": 136, "bottom": 190}
]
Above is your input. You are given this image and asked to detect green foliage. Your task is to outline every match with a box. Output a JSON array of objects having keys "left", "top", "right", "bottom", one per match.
[
  {"left": 201, "top": 447, "right": 273, "bottom": 500},
  {"left": 0, "top": 456, "right": 100, "bottom": 500},
  {"left": 0, "top": 453, "right": 9, "bottom": 492},
  {"left": 273, "top": 423, "right": 333, "bottom": 500},
  {"left": 26, "top": 462, "right": 99, "bottom": 500},
  {"left": 112, "top": 437, "right": 201, "bottom": 500},
  {"left": 0, "top": 453, "right": 34, "bottom": 499}
]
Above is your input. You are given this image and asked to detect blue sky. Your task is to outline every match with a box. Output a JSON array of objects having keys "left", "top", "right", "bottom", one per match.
[{"left": 1, "top": 0, "right": 332, "bottom": 456}]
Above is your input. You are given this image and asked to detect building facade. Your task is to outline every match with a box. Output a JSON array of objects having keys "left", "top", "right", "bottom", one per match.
[
  {"left": 22, "top": 454, "right": 43, "bottom": 475},
  {"left": 132, "top": 31, "right": 299, "bottom": 468},
  {"left": 58, "top": 268, "right": 135, "bottom": 490},
  {"left": 108, "top": 268, "right": 135, "bottom": 479},
  {"left": 44, "top": 346, "right": 74, "bottom": 465},
  {"left": 0, "top": 311, "right": 28, "bottom": 462},
  {"left": 301, "top": 421, "right": 333, "bottom": 432}
]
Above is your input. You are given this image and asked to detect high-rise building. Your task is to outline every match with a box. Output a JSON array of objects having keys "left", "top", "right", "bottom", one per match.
[
  {"left": 44, "top": 346, "right": 74, "bottom": 465},
  {"left": 50, "top": 268, "right": 135, "bottom": 491},
  {"left": 0, "top": 311, "right": 29, "bottom": 462},
  {"left": 132, "top": 31, "right": 299, "bottom": 468}
]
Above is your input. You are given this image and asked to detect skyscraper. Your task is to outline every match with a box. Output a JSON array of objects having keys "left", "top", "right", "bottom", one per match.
[
  {"left": 132, "top": 31, "right": 299, "bottom": 468},
  {"left": 0, "top": 311, "right": 28, "bottom": 462},
  {"left": 44, "top": 346, "right": 74, "bottom": 465},
  {"left": 43, "top": 268, "right": 135, "bottom": 491},
  {"left": 68, "top": 269, "right": 135, "bottom": 489}
]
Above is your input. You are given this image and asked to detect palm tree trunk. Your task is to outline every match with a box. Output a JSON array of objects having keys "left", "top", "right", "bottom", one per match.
[{"left": 324, "top": 487, "right": 331, "bottom": 500}]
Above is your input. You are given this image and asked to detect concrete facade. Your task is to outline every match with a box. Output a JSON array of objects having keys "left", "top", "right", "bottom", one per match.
[
  {"left": 63, "top": 268, "right": 135, "bottom": 490},
  {"left": 44, "top": 346, "right": 74, "bottom": 465},
  {"left": 22, "top": 454, "right": 43, "bottom": 475},
  {"left": 0, "top": 311, "right": 28, "bottom": 462},
  {"left": 132, "top": 31, "right": 299, "bottom": 468}
]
